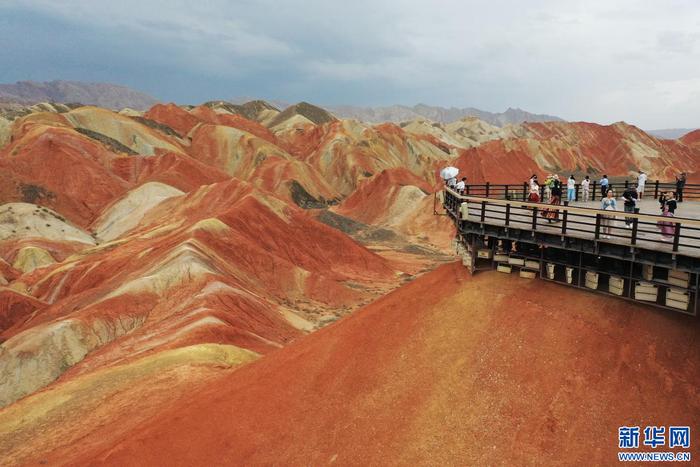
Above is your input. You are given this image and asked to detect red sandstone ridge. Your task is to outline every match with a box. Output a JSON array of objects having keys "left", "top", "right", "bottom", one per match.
[
  {"left": 15, "top": 263, "right": 697, "bottom": 466},
  {"left": 450, "top": 140, "right": 544, "bottom": 184},
  {"left": 143, "top": 103, "right": 201, "bottom": 135},
  {"left": 523, "top": 121, "right": 698, "bottom": 179},
  {"left": 681, "top": 129, "right": 700, "bottom": 147}
]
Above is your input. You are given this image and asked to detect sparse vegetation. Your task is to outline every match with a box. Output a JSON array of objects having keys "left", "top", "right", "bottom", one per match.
[
  {"left": 20, "top": 184, "right": 55, "bottom": 203},
  {"left": 75, "top": 127, "right": 138, "bottom": 155},
  {"left": 130, "top": 116, "right": 182, "bottom": 139},
  {"left": 289, "top": 180, "right": 327, "bottom": 209},
  {"left": 316, "top": 210, "right": 367, "bottom": 235}
]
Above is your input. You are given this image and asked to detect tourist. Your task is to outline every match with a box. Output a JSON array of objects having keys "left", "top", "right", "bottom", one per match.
[
  {"left": 675, "top": 172, "right": 687, "bottom": 202},
  {"left": 455, "top": 177, "right": 466, "bottom": 194},
  {"left": 581, "top": 175, "right": 591, "bottom": 202},
  {"left": 447, "top": 176, "right": 457, "bottom": 188},
  {"left": 567, "top": 175, "right": 576, "bottom": 202},
  {"left": 621, "top": 184, "right": 638, "bottom": 227},
  {"left": 542, "top": 174, "right": 562, "bottom": 222},
  {"left": 600, "top": 189, "right": 617, "bottom": 239},
  {"left": 599, "top": 175, "right": 609, "bottom": 197},
  {"left": 658, "top": 191, "right": 678, "bottom": 240},
  {"left": 528, "top": 177, "right": 540, "bottom": 202},
  {"left": 544, "top": 174, "right": 553, "bottom": 202},
  {"left": 637, "top": 171, "right": 647, "bottom": 199}
]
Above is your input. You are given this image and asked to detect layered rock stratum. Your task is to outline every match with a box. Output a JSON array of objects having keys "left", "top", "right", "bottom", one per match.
[{"left": 0, "top": 99, "right": 698, "bottom": 465}]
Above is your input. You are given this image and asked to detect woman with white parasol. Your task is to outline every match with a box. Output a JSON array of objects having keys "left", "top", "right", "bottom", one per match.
[{"left": 441, "top": 166, "right": 460, "bottom": 189}]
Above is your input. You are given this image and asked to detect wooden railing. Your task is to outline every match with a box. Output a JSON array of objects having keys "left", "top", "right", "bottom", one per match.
[
  {"left": 443, "top": 188, "right": 700, "bottom": 254},
  {"left": 460, "top": 179, "right": 698, "bottom": 202}
]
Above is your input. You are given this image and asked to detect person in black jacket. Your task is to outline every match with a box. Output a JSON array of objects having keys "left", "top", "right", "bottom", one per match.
[
  {"left": 675, "top": 172, "right": 687, "bottom": 202},
  {"left": 622, "top": 185, "right": 638, "bottom": 227}
]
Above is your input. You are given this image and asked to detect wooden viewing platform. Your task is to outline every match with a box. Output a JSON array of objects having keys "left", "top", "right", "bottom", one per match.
[{"left": 441, "top": 185, "right": 700, "bottom": 316}]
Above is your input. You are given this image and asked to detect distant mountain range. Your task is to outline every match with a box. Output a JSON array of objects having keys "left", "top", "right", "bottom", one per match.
[
  {"left": 646, "top": 128, "right": 699, "bottom": 140},
  {"left": 0, "top": 81, "right": 695, "bottom": 135},
  {"left": 324, "top": 104, "right": 565, "bottom": 127},
  {"left": 0, "top": 80, "right": 158, "bottom": 110},
  {"left": 236, "top": 99, "right": 565, "bottom": 126}
]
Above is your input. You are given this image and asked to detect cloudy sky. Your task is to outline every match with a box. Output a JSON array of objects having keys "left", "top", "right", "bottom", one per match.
[{"left": 1, "top": 0, "right": 698, "bottom": 128}]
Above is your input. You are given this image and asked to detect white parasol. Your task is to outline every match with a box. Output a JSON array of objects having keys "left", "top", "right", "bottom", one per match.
[{"left": 440, "top": 166, "right": 459, "bottom": 180}]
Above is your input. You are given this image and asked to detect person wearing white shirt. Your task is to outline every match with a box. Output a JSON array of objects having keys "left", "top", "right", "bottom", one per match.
[
  {"left": 581, "top": 176, "right": 591, "bottom": 202},
  {"left": 637, "top": 171, "right": 647, "bottom": 199},
  {"left": 567, "top": 175, "right": 576, "bottom": 202},
  {"left": 455, "top": 177, "right": 466, "bottom": 194}
]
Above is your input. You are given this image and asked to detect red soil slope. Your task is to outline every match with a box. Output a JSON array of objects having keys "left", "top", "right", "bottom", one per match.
[
  {"left": 521, "top": 122, "right": 698, "bottom": 180},
  {"left": 451, "top": 140, "right": 544, "bottom": 184},
  {"left": 144, "top": 103, "right": 201, "bottom": 135},
  {"left": 0, "top": 124, "right": 130, "bottom": 226},
  {"left": 51, "top": 262, "right": 698, "bottom": 466},
  {"left": 681, "top": 129, "right": 700, "bottom": 147},
  {"left": 336, "top": 167, "right": 432, "bottom": 223}
]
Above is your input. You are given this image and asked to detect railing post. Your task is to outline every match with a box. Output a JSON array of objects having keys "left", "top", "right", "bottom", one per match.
[
  {"left": 466, "top": 185, "right": 470, "bottom": 195},
  {"left": 505, "top": 184, "right": 509, "bottom": 200},
  {"left": 594, "top": 213, "right": 601, "bottom": 239},
  {"left": 673, "top": 223, "right": 681, "bottom": 252},
  {"left": 631, "top": 217, "right": 638, "bottom": 245},
  {"left": 625, "top": 180, "right": 629, "bottom": 189},
  {"left": 592, "top": 181, "right": 597, "bottom": 201},
  {"left": 531, "top": 207, "right": 538, "bottom": 231},
  {"left": 522, "top": 182, "right": 527, "bottom": 201},
  {"left": 562, "top": 209, "right": 568, "bottom": 235},
  {"left": 654, "top": 180, "right": 659, "bottom": 198},
  {"left": 575, "top": 184, "right": 580, "bottom": 202},
  {"left": 480, "top": 201, "right": 486, "bottom": 223},
  {"left": 485, "top": 182, "right": 490, "bottom": 198},
  {"left": 505, "top": 203, "right": 511, "bottom": 226}
]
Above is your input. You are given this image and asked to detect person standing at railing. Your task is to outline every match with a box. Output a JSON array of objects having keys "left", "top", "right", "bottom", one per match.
[
  {"left": 675, "top": 172, "right": 687, "bottom": 202},
  {"left": 622, "top": 184, "right": 638, "bottom": 228},
  {"left": 567, "top": 175, "right": 576, "bottom": 202},
  {"left": 528, "top": 177, "right": 540, "bottom": 202},
  {"left": 544, "top": 175, "right": 553, "bottom": 202},
  {"left": 599, "top": 175, "right": 609, "bottom": 197},
  {"left": 658, "top": 191, "right": 678, "bottom": 240},
  {"left": 637, "top": 171, "right": 647, "bottom": 199},
  {"left": 455, "top": 177, "right": 466, "bottom": 194},
  {"left": 542, "top": 175, "right": 562, "bottom": 222},
  {"left": 600, "top": 190, "right": 617, "bottom": 239},
  {"left": 581, "top": 176, "right": 591, "bottom": 202}
]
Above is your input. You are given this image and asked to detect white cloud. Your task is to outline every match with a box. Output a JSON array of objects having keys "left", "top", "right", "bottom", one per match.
[{"left": 2, "top": 0, "right": 699, "bottom": 127}]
